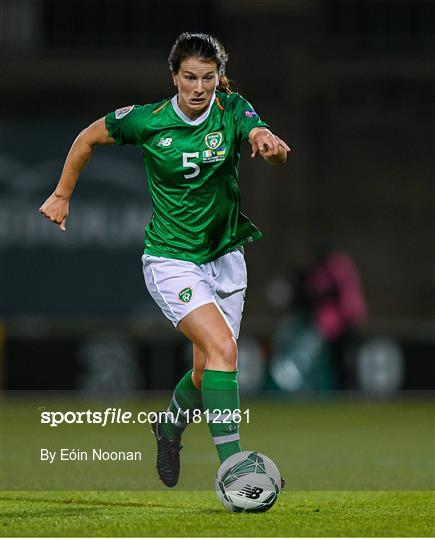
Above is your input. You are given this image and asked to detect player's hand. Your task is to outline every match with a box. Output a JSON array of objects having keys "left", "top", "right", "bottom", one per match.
[
  {"left": 249, "top": 128, "right": 291, "bottom": 162},
  {"left": 274, "top": 135, "right": 291, "bottom": 153},
  {"left": 39, "top": 192, "right": 69, "bottom": 231}
]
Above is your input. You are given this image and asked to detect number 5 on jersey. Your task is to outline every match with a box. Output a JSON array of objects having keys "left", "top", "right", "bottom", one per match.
[{"left": 183, "top": 152, "right": 200, "bottom": 179}]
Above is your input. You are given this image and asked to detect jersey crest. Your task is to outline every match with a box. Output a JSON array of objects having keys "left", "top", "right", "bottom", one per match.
[
  {"left": 178, "top": 287, "right": 193, "bottom": 303},
  {"left": 205, "top": 131, "right": 223, "bottom": 150}
]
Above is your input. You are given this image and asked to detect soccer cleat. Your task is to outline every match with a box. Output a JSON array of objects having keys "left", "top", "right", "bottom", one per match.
[
  {"left": 150, "top": 417, "right": 182, "bottom": 488},
  {"left": 281, "top": 477, "right": 286, "bottom": 490}
]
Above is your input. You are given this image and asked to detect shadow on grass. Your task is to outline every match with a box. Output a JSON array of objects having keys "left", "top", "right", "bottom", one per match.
[
  {"left": 1, "top": 507, "right": 97, "bottom": 519},
  {"left": 0, "top": 496, "right": 224, "bottom": 514}
]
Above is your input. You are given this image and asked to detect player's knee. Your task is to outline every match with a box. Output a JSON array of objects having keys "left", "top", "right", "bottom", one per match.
[{"left": 207, "top": 336, "right": 238, "bottom": 371}]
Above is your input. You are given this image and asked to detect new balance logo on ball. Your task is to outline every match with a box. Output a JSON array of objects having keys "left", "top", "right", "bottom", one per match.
[{"left": 237, "top": 484, "right": 263, "bottom": 500}]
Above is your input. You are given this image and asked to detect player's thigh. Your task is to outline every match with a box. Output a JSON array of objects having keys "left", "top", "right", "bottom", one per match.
[{"left": 178, "top": 302, "right": 237, "bottom": 363}]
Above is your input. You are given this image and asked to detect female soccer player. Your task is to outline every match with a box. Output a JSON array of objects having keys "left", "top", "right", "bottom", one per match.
[{"left": 39, "top": 32, "right": 289, "bottom": 488}]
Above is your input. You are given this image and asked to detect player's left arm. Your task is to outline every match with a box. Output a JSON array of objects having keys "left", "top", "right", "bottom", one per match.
[{"left": 248, "top": 127, "right": 290, "bottom": 166}]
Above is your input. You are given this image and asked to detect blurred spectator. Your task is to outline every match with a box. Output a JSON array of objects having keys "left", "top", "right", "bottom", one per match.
[{"left": 304, "top": 242, "right": 368, "bottom": 388}]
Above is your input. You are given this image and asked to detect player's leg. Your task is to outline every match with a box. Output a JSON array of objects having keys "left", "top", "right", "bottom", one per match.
[
  {"left": 178, "top": 303, "right": 242, "bottom": 463},
  {"left": 192, "top": 343, "right": 206, "bottom": 388},
  {"left": 160, "top": 345, "right": 205, "bottom": 440},
  {"left": 142, "top": 254, "right": 214, "bottom": 487}
]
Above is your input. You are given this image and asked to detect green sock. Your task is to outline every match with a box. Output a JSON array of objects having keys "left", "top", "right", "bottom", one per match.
[
  {"left": 201, "top": 368, "right": 242, "bottom": 464},
  {"left": 161, "top": 369, "right": 203, "bottom": 440}
]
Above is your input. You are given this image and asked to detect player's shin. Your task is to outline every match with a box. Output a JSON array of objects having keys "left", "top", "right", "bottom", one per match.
[
  {"left": 161, "top": 369, "right": 203, "bottom": 440},
  {"left": 201, "top": 368, "right": 242, "bottom": 463}
]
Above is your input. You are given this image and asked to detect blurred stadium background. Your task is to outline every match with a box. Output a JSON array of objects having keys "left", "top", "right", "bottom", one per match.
[{"left": 1, "top": 0, "right": 434, "bottom": 397}]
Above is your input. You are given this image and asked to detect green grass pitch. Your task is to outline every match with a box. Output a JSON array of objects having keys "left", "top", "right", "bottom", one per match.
[
  {"left": 1, "top": 397, "right": 434, "bottom": 536},
  {"left": 2, "top": 490, "right": 433, "bottom": 537}
]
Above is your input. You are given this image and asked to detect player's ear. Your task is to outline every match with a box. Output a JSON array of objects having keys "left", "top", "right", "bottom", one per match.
[{"left": 172, "top": 72, "right": 179, "bottom": 88}]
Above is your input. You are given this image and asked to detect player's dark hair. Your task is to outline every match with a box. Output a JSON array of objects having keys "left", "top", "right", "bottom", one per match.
[{"left": 169, "top": 32, "right": 232, "bottom": 94}]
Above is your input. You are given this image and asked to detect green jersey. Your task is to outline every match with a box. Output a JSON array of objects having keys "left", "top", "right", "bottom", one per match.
[{"left": 105, "top": 91, "right": 268, "bottom": 264}]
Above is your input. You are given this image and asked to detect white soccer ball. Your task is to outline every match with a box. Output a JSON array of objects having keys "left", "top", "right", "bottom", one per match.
[{"left": 215, "top": 451, "right": 282, "bottom": 513}]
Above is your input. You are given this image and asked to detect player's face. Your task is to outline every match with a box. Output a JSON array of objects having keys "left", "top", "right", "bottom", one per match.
[{"left": 173, "top": 57, "right": 219, "bottom": 120}]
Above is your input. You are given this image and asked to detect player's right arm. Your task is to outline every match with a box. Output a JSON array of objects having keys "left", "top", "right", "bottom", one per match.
[{"left": 39, "top": 117, "right": 115, "bottom": 231}]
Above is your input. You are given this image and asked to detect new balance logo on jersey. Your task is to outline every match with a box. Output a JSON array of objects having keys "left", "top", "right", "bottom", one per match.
[
  {"left": 237, "top": 485, "right": 263, "bottom": 500},
  {"left": 158, "top": 138, "right": 173, "bottom": 147}
]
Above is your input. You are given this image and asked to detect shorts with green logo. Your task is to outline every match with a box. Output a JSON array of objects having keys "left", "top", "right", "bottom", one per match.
[{"left": 141, "top": 248, "right": 247, "bottom": 338}]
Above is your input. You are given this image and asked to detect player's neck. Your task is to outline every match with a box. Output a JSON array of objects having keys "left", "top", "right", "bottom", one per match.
[{"left": 177, "top": 96, "right": 209, "bottom": 121}]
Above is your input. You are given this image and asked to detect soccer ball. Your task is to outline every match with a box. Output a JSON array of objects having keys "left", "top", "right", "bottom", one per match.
[{"left": 215, "top": 451, "right": 282, "bottom": 513}]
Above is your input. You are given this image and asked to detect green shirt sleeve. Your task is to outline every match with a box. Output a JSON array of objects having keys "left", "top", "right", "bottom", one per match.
[
  {"left": 230, "top": 93, "right": 269, "bottom": 142},
  {"left": 105, "top": 105, "right": 144, "bottom": 145}
]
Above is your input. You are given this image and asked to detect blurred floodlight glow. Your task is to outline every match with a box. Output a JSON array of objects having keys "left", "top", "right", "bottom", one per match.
[{"left": 356, "top": 337, "right": 404, "bottom": 396}]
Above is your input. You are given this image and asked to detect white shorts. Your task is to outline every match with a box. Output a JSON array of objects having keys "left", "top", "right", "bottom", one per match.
[{"left": 141, "top": 248, "right": 247, "bottom": 338}]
